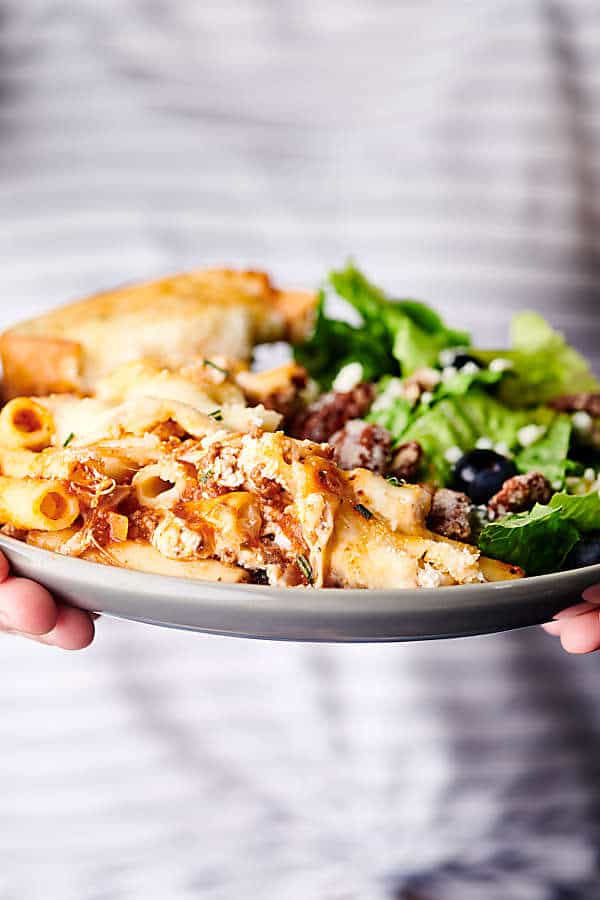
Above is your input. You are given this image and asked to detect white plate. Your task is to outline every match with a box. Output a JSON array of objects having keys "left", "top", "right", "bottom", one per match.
[{"left": 1, "top": 535, "right": 598, "bottom": 642}]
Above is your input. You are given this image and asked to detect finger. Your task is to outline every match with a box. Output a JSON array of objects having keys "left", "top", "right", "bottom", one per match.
[
  {"left": 553, "top": 600, "right": 599, "bottom": 620},
  {"left": 559, "top": 609, "right": 600, "bottom": 654},
  {"left": 0, "top": 577, "right": 58, "bottom": 636},
  {"left": 541, "top": 621, "right": 562, "bottom": 636},
  {"left": 25, "top": 604, "right": 95, "bottom": 651},
  {"left": 0, "top": 553, "right": 11, "bottom": 585},
  {"left": 582, "top": 584, "right": 600, "bottom": 605}
]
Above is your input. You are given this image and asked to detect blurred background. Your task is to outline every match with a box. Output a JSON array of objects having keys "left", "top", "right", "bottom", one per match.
[{"left": 1, "top": 2, "right": 600, "bottom": 899}]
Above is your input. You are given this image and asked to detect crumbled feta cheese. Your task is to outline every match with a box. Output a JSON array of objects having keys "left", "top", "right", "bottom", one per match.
[
  {"left": 572, "top": 411, "right": 593, "bottom": 433},
  {"left": 494, "top": 442, "right": 511, "bottom": 457},
  {"left": 151, "top": 513, "right": 202, "bottom": 560},
  {"left": 371, "top": 377, "right": 405, "bottom": 412},
  {"left": 444, "top": 445, "right": 463, "bottom": 464},
  {"left": 552, "top": 479, "right": 564, "bottom": 491},
  {"left": 459, "top": 361, "right": 480, "bottom": 375},
  {"left": 332, "top": 362, "right": 363, "bottom": 393},
  {"left": 438, "top": 348, "right": 458, "bottom": 367},
  {"left": 420, "top": 391, "right": 434, "bottom": 405},
  {"left": 475, "top": 437, "right": 493, "bottom": 450},
  {"left": 370, "top": 397, "right": 387, "bottom": 413},
  {"left": 567, "top": 470, "right": 600, "bottom": 494},
  {"left": 441, "top": 366, "right": 458, "bottom": 382},
  {"left": 418, "top": 562, "right": 444, "bottom": 589},
  {"left": 489, "top": 358, "right": 514, "bottom": 373},
  {"left": 517, "top": 424, "right": 546, "bottom": 447},
  {"left": 300, "top": 378, "right": 320, "bottom": 405}
]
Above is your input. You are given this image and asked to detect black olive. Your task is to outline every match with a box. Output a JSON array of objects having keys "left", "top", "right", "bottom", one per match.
[
  {"left": 452, "top": 449, "right": 517, "bottom": 504},
  {"left": 564, "top": 534, "right": 600, "bottom": 570},
  {"left": 447, "top": 352, "right": 482, "bottom": 370}
]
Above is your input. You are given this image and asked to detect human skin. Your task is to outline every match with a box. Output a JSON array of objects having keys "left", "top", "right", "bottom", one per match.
[
  {"left": 0, "top": 553, "right": 94, "bottom": 649},
  {"left": 542, "top": 586, "right": 600, "bottom": 654}
]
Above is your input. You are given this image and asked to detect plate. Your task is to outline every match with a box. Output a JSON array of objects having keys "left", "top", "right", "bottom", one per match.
[{"left": 1, "top": 535, "right": 599, "bottom": 642}]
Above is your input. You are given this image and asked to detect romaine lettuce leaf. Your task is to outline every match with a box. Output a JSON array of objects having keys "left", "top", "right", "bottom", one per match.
[
  {"left": 367, "top": 392, "right": 413, "bottom": 438},
  {"left": 549, "top": 490, "right": 600, "bottom": 532},
  {"left": 335, "top": 263, "right": 471, "bottom": 372},
  {"left": 295, "top": 264, "right": 471, "bottom": 384},
  {"left": 293, "top": 292, "right": 397, "bottom": 388},
  {"left": 479, "top": 504, "right": 580, "bottom": 576},
  {"left": 479, "top": 312, "right": 599, "bottom": 407},
  {"left": 435, "top": 367, "right": 505, "bottom": 399},
  {"left": 515, "top": 415, "right": 573, "bottom": 485},
  {"left": 328, "top": 266, "right": 394, "bottom": 348},
  {"left": 385, "top": 301, "right": 469, "bottom": 373},
  {"left": 388, "top": 401, "right": 468, "bottom": 483}
]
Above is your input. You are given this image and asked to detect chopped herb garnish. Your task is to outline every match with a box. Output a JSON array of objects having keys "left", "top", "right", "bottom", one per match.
[
  {"left": 203, "top": 359, "right": 229, "bottom": 377},
  {"left": 354, "top": 503, "right": 374, "bottom": 520},
  {"left": 199, "top": 468, "right": 214, "bottom": 484},
  {"left": 208, "top": 409, "right": 223, "bottom": 421},
  {"left": 385, "top": 474, "right": 406, "bottom": 487},
  {"left": 297, "top": 554, "right": 313, "bottom": 583},
  {"left": 63, "top": 432, "right": 75, "bottom": 447}
]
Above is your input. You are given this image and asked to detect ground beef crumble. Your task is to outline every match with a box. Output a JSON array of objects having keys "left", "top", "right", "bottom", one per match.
[
  {"left": 549, "top": 393, "right": 600, "bottom": 418},
  {"left": 427, "top": 488, "right": 473, "bottom": 542},
  {"left": 290, "top": 382, "right": 375, "bottom": 443},
  {"left": 389, "top": 441, "right": 423, "bottom": 482},
  {"left": 329, "top": 419, "right": 392, "bottom": 473},
  {"left": 397, "top": 367, "right": 441, "bottom": 406},
  {"left": 487, "top": 471, "right": 552, "bottom": 519}
]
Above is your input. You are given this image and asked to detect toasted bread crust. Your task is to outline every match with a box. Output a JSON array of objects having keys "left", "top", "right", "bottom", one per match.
[
  {"left": 1, "top": 268, "right": 317, "bottom": 399},
  {"left": 0, "top": 336, "right": 83, "bottom": 399}
]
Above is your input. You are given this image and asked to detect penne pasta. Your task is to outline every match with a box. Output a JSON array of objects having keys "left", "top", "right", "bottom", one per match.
[
  {"left": 83, "top": 540, "right": 248, "bottom": 582},
  {"left": 0, "top": 476, "right": 79, "bottom": 531},
  {"left": 133, "top": 461, "right": 190, "bottom": 509},
  {"left": 0, "top": 398, "right": 54, "bottom": 451}
]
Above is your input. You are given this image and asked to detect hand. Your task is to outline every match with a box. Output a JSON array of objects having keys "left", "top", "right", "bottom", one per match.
[
  {"left": 0, "top": 553, "right": 94, "bottom": 650},
  {"left": 542, "top": 586, "right": 600, "bottom": 654}
]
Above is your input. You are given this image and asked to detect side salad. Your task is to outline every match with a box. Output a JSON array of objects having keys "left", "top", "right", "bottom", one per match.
[{"left": 292, "top": 263, "right": 600, "bottom": 577}]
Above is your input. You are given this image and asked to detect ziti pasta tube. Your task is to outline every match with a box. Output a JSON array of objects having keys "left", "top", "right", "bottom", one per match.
[
  {"left": 0, "top": 476, "right": 79, "bottom": 531},
  {"left": 0, "top": 398, "right": 54, "bottom": 451},
  {"left": 132, "top": 462, "right": 189, "bottom": 509}
]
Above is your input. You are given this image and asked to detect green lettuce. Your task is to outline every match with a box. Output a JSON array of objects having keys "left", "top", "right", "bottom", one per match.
[
  {"left": 367, "top": 385, "right": 414, "bottom": 437},
  {"left": 328, "top": 266, "right": 395, "bottom": 351},
  {"left": 293, "top": 292, "right": 397, "bottom": 388},
  {"left": 435, "top": 367, "right": 505, "bottom": 399},
  {"left": 329, "top": 265, "right": 469, "bottom": 363},
  {"left": 294, "top": 263, "right": 470, "bottom": 385},
  {"left": 515, "top": 415, "right": 573, "bottom": 484},
  {"left": 478, "top": 312, "right": 599, "bottom": 407},
  {"left": 479, "top": 488, "right": 600, "bottom": 575},
  {"left": 389, "top": 309, "right": 469, "bottom": 374},
  {"left": 549, "top": 491, "right": 600, "bottom": 532},
  {"left": 479, "top": 504, "right": 580, "bottom": 576}
]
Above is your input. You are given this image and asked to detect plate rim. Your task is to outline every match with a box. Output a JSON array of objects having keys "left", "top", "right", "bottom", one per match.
[{"left": 1, "top": 531, "right": 599, "bottom": 602}]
